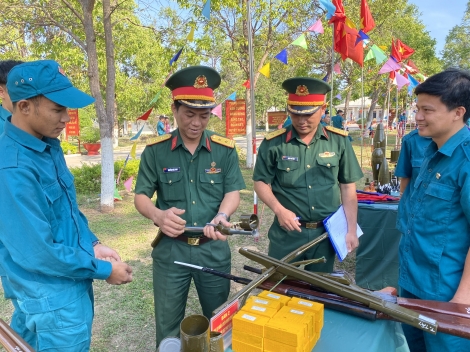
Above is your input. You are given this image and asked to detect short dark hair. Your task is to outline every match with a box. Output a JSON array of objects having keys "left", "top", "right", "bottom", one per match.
[
  {"left": 0, "top": 60, "right": 24, "bottom": 86},
  {"left": 12, "top": 95, "right": 43, "bottom": 111},
  {"left": 159, "top": 115, "right": 165, "bottom": 120},
  {"left": 415, "top": 67, "right": 470, "bottom": 122},
  {"left": 337, "top": 109, "right": 343, "bottom": 114}
]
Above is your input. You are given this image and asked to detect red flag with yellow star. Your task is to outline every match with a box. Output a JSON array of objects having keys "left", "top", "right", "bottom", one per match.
[
  {"left": 391, "top": 38, "right": 415, "bottom": 62},
  {"left": 360, "top": 0, "right": 375, "bottom": 33}
]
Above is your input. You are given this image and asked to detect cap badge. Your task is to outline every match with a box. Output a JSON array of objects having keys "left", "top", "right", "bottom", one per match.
[
  {"left": 194, "top": 75, "right": 208, "bottom": 89},
  {"left": 58, "top": 66, "right": 66, "bottom": 76},
  {"left": 295, "top": 85, "right": 309, "bottom": 96}
]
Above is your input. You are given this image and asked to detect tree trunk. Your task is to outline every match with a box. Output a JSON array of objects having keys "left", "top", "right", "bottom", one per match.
[
  {"left": 344, "top": 89, "right": 352, "bottom": 123},
  {"left": 366, "top": 88, "right": 381, "bottom": 129}
]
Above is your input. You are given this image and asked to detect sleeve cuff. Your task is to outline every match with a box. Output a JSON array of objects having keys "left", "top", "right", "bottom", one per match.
[{"left": 93, "top": 259, "right": 113, "bottom": 280}]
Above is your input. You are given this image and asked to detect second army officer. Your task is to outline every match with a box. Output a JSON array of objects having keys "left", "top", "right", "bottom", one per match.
[
  {"left": 253, "top": 77, "right": 363, "bottom": 272},
  {"left": 134, "top": 66, "right": 246, "bottom": 348}
]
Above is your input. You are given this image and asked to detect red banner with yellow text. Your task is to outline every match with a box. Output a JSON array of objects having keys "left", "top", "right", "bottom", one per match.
[
  {"left": 66, "top": 109, "right": 80, "bottom": 139},
  {"left": 225, "top": 99, "right": 246, "bottom": 137}
]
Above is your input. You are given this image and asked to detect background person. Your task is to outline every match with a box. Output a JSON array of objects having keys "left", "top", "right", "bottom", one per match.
[
  {"left": 332, "top": 109, "right": 345, "bottom": 129},
  {"left": 134, "top": 66, "right": 245, "bottom": 348},
  {"left": 0, "top": 60, "right": 23, "bottom": 135},
  {"left": 0, "top": 60, "right": 133, "bottom": 351},
  {"left": 156, "top": 114, "right": 166, "bottom": 135}
]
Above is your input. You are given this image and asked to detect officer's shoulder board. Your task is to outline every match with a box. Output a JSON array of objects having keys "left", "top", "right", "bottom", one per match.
[
  {"left": 147, "top": 134, "right": 172, "bottom": 146},
  {"left": 325, "top": 126, "right": 348, "bottom": 137},
  {"left": 211, "top": 135, "right": 235, "bottom": 148},
  {"left": 265, "top": 128, "right": 287, "bottom": 140}
]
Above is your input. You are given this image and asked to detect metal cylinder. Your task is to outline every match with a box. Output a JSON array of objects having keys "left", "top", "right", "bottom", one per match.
[
  {"left": 180, "top": 314, "right": 210, "bottom": 352},
  {"left": 239, "top": 213, "right": 259, "bottom": 230},
  {"left": 158, "top": 337, "right": 181, "bottom": 352},
  {"left": 390, "top": 150, "right": 400, "bottom": 163},
  {"left": 209, "top": 331, "right": 224, "bottom": 352}
]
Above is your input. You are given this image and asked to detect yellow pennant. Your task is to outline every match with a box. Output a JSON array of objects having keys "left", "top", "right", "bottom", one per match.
[
  {"left": 130, "top": 141, "right": 137, "bottom": 159},
  {"left": 187, "top": 27, "right": 195, "bottom": 42},
  {"left": 379, "top": 45, "right": 387, "bottom": 51},
  {"left": 259, "top": 62, "right": 270, "bottom": 78}
]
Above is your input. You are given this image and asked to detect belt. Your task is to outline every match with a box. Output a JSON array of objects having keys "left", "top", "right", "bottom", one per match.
[
  {"left": 298, "top": 220, "right": 324, "bottom": 229},
  {"left": 172, "top": 235, "right": 211, "bottom": 246}
]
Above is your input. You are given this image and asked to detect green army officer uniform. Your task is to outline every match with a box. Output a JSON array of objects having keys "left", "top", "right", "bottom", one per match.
[
  {"left": 134, "top": 66, "right": 245, "bottom": 347},
  {"left": 253, "top": 77, "right": 363, "bottom": 272}
]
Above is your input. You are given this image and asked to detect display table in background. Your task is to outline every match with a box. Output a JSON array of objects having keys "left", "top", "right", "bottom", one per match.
[
  {"left": 225, "top": 309, "right": 409, "bottom": 352},
  {"left": 356, "top": 202, "right": 401, "bottom": 290}
]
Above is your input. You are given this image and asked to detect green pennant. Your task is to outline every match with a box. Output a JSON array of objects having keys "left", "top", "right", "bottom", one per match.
[
  {"left": 364, "top": 48, "right": 375, "bottom": 62},
  {"left": 114, "top": 183, "right": 122, "bottom": 201},
  {"left": 149, "top": 90, "right": 162, "bottom": 106},
  {"left": 291, "top": 34, "right": 308, "bottom": 49},
  {"left": 371, "top": 45, "right": 388, "bottom": 64}
]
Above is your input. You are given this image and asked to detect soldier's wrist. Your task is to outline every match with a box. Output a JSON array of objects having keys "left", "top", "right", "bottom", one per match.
[{"left": 216, "top": 212, "right": 229, "bottom": 221}]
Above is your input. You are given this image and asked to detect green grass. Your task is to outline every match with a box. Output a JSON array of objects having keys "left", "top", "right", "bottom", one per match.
[{"left": 0, "top": 130, "right": 405, "bottom": 351}]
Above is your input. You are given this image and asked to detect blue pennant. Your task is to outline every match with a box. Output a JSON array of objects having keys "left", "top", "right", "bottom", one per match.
[{"left": 275, "top": 49, "right": 288, "bottom": 65}]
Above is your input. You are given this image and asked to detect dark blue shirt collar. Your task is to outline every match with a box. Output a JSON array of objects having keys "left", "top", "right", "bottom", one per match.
[{"left": 426, "top": 126, "right": 470, "bottom": 158}]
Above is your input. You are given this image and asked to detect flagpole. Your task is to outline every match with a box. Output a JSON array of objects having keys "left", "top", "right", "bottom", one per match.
[
  {"left": 330, "top": 27, "right": 335, "bottom": 120},
  {"left": 247, "top": 0, "right": 258, "bottom": 215},
  {"left": 361, "top": 67, "right": 365, "bottom": 168}
]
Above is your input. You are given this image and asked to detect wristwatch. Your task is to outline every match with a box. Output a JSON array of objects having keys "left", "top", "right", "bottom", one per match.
[
  {"left": 92, "top": 240, "right": 101, "bottom": 247},
  {"left": 216, "top": 212, "right": 229, "bottom": 221}
]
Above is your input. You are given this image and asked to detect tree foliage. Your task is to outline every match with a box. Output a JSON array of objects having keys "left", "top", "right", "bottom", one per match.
[{"left": 442, "top": 1, "right": 470, "bottom": 70}]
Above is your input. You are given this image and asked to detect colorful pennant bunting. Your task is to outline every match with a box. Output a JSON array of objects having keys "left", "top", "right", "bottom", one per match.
[
  {"left": 136, "top": 107, "right": 153, "bottom": 121},
  {"left": 355, "top": 30, "right": 370, "bottom": 46},
  {"left": 396, "top": 72, "right": 410, "bottom": 90},
  {"left": 308, "top": 19, "right": 324, "bottom": 34},
  {"left": 242, "top": 80, "right": 250, "bottom": 89},
  {"left": 334, "top": 63, "right": 341, "bottom": 74},
  {"left": 378, "top": 57, "right": 401, "bottom": 74},
  {"left": 130, "top": 124, "right": 145, "bottom": 141},
  {"left": 130, "top": 142, "right": 137, "bottom": 159},
  {"left": 275, "top": 49, "right": 288, "bottom": 64},
  {"left": 370, "top": 45, "right": 387, "bottom": 64},
  {"left": 169, "top": 47, "right": 184, "bottom": 66},
  {"left": 124, "top": 176, "right": 134, "bottom": 192},
  {"left": 319, "top": 0, "right": 337, "bottom": 20},
  {"left": 291, "top": 34, "right": 308, "bottom": 49},
  {"left": 227, "top": 92, "right": 237, "bottom": 101},
  {"left": 187, "top": 27, "right": 195, "bottom": 42},
  {"left": 212, "top": 103, "right": 222, "bottom": 119},
  {"left": 202, "top": 0, "right": 211, "bottom": 20},
  {"left": 148, "top": 90, "right": 162, "bottom": 106},
  {"left": 259, "top": 63, "right": 271, "bottom": 78}
]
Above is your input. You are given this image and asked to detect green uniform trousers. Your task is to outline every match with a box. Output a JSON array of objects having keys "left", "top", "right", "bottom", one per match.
[
  {"left": 152, "top": 235, "right": 231, "bottom": 347},
  {"left": 268, "top": 221, "right": 335, "bottom": 272}
]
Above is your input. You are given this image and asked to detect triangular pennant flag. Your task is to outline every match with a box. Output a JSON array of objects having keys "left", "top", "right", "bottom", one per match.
[
  {"left": 319, "top": 0, "right": 336, "bottom": 20},
  {"left": 379, "top": 45, "right": 387, "bottom": 50},
  {"left": 408, "top": 74, "right": 420, "bottom": 88},
  {"left": 227, "top": 92, "right": 236, "bottom": 101},
  {"left": 355, "top": 30, "right": 370, "bottom": 46},
  {"left": 322, "top": 73, "right": 330, "bottom": 82},
  {"left": 124, "top": 176, "right": 134, "bottom": 192},
  {"left": 396, "top": 72, "right": 410, "bottom": 90},
  {"left": 275, "top": 49, "right": 288, "bottom": 64},
  {"left": 136, "top": 107, "right": 153, "bottom": 121},
  {"left": 130, "top": 124, "right": 145, "bottom": 141},
  {"left": 114, "top": 183, "right": 122, "bottom": 201},
  {"left": 169, "top": 47, "right": 183, "bottom": 66},
  {"left": 202, "top": 0, "right": 211, "bottom": 19},
  {"left": 378, "top": 57, "right": 401, "bottom": 74},
  {"left": 130, "top": 142, "right": 137, "bottom": 159},
  {"left": 335, "top": 94, "right": 342, "bottom": 100},
  {"left": 242, "top": 80, "right": 250, "bottom": 89},
  {"left": 291, "top": 34, "right": 308, "bottom": 49},
  {"left": 407, "top": 59, "right": 419, "bottom": 74},
  {"left": 212, "top": 103, "right": 222, "bottom": 119},
  {"left": 364, "top": 48, "right": 375, "bottom": 62},
  {"left": 415, "top": 73, "right": 426, "bottom": 82},
  {"left": 308, "top": 19, "right": 324, "bottom": 34},
  {"left": 187, "top": 27, "right": 195, "bottom": 42},
  {"left": 370, "top": 45, "right": 387, "bottom": 64},
  {"left": 148, "top": 90, "right": 161, "bottom": 106},
  {"left": 333, "top": 63, "right": 341, "bottom": 74},
  {"left": 259, "top": 63, "right": 270, "bottom": 78}
]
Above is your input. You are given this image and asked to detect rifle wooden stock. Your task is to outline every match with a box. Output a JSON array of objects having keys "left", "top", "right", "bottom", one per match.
[
  {"left": 0, "top": 319, "right": 34, "bottom": 352},
  {"left": 259, "top": 281, "right": 470, "bottom": 339}
]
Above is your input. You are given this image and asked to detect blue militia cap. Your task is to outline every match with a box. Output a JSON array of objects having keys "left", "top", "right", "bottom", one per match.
[{"left": 7, "top": 60, "right": 95, "bottom": 108}]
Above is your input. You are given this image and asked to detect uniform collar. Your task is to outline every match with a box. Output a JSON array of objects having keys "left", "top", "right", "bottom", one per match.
[
  {"left": 287, "top": 124, "right": 328, "bottom": 143},
  {"left": 0, "top": 105, "right": 11, "bottom": 122},
  {"left": 4, "top": 117, "right": 57, "bottom": 153},
  {"left": 428, "top": 126, "right": 470, "bottom": 157},
  {"left": 171, "top": 128, "right": 212, "bottom": 152}
]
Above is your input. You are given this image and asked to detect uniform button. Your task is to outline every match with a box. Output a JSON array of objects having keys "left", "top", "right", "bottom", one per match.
[
  {"left": 308, "top": 185, "right": 312, "bottom": 189},
  {"left": 423, "top": 183, "right": 427, "bottom": 188},
  {"left": 192, "top": 201, "right": 196, "bottom": 204},
  {"left": 465, "top": 142, "right": 468, "bottom": 146},
  {"left": 191, "top": 179, "right": 193, "bottom": 183},
  {"left": 169, "top": 180, "right": 172, "bottom": 184},
  {"left": 428, "top": 168, "right": 432, "bottom": 172},
  {"left": 286, "top": 168, "right": 290, "bottom": 172},
  {"left": 311, "top": 206, "right": 315, "bottom": 210},
  {"left": 307, "top": 146, "right": 310, "bottom": 149},
  {"left": 194, "top": 222, "right": 197, "bottom": 226},
  {"left": 405, "top": 248, "right": 409, "bottom": 252},
  {"left": 327, "top": 163, "right": 331, "bottom": 167},
  {"left": 191, "top": 160, "right": 193, "bottom": 163},
  {"left": 307, "top": 165, "right": 311, "bottom": 168},
  {"left": 407, "top": 230, "right": 410, "bottom": 234},
  {"left": 210, "top": 180, "right": 214, "bottom": 184}
]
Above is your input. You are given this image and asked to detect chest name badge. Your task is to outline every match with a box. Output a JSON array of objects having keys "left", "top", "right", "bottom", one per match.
[
  {"left": 163, "top": 167, "right": 180, "bottom": 173},
  {"left": 205, "top": 161, "right": 221, "bottom": 174},
  {"left": 282, "top": 156, "right": 299, "bottom": 161},
  {"left": 319, "top": 152, "right": 335, "bottom": 158}
]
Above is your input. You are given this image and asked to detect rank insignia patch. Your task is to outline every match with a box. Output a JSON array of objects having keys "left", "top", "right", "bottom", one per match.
[
  {"left": 163, "top": 167, "right": 181, "bottom": 173},
  {"left": 205, "top": 161, "right": 221, "bottom": 174},
  {"left": 282, "top": 156, "right": 299, "bottom": 161},
  {"left": 319, "top": 152, "right": 336, "bottom": 158}
]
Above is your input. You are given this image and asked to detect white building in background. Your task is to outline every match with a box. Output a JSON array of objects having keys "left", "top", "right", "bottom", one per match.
[{"left": 336, "top": 97, "right": 384, "bottom": 122}]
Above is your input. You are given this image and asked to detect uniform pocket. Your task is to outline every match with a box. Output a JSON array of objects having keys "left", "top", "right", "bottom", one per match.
[
  {"left": 424, "top": 182, "right": 454, "bottom": 224},
  {"left": 199, "top": 173, "right": 224, "bottom": 202},
  {"left": 159, "top": 172, "right": 185, "bottom": 201},
  {"left": 275, "top": 160, "right": 300, "bottom": 188},
  {"left": 315, "top": 155, "right": 339, "bottom": 185},
  {"left": 37, "top": 322, "right": 89, "bottom": 350}
]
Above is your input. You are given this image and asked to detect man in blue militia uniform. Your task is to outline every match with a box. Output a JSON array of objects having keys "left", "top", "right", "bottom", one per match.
[
  {"left": 253, "top": 78, "right": 363, "bottom": 272},
  {"left": 0, "top": 60, "right": 23, "bottom": 135},
  {"left": 398, "top": 68, "right": 470, "bottom": 352},
  {"left": 134, "top": 66, "right": 245, "bottom": 348},
  {"left": 395, "top": 129, "right": 431, "bottom": 235},
  {"left": 0, "top": 60, "right": 133, "bottom": 351},
  {"left": 157, "top": 114, "right": 166, "bottom": 135},
  {"left": 331, "top": 109, "right": 345, "bottom": 129}
]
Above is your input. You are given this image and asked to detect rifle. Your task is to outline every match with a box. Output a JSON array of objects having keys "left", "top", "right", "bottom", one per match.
[
  {"left": 175, "top": 261, "right": 470, "bottom": 339},
  {"left": 184, "top": 213, "right": 260, "bottom": 237},
  {"left": 0, "top": 319, "right": 35, "bottom": 352}
]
